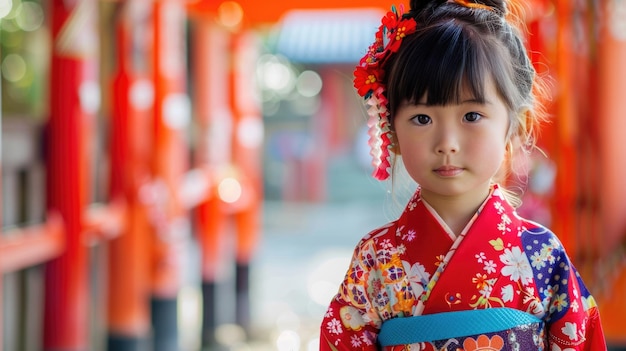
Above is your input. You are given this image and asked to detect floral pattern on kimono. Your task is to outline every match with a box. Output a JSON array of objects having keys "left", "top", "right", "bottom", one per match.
[{"left": 320, "top": 184, "right": 606, "bottom": 351}]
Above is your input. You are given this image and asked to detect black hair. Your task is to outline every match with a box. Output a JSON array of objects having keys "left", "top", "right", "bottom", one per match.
[{"left": 384, "top": 0, "right": 537, "bottom": 139}]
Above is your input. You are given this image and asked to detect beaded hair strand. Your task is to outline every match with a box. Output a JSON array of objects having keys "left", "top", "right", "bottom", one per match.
[{"left": 353, "top": 4, "right": 416, "bottom": 180}]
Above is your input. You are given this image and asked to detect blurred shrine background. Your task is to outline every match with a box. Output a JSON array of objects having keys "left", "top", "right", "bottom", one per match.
[{"left": 0, "top": 0, "right": 625, "bottom": 350}]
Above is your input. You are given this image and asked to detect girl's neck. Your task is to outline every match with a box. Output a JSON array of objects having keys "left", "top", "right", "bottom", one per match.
[{"left": 420, "top": 185, "right": 492, "bottom": 236}]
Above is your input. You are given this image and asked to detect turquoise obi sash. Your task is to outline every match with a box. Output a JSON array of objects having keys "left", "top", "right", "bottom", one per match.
[{"left": 378, "top": 307, "right": 543, "bottom": 346}]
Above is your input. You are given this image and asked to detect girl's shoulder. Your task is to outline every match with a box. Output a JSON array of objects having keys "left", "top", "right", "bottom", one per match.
[
  {"left": 517, "top": 217, "right": 574, "bottom": 265},
  {"left": 517, "top": 218, "right": 561, "bottom": 245},
  {"left": 357, "top": 219, "right": 400, "bottom": 248}
]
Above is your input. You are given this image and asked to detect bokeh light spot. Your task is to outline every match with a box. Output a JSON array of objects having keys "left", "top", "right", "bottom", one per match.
[
  {"left": 276, "top": 330, "right": 301, "bottom": 351},
  {"left": 16, "top": 1, "right": 44, "bottom": 31},
  {"left": 2, "top": 53, "right": 27, "bottom": 82},
  {"left": 218, "top": 1, "right": 243, "bottom": 28},
  {"left": 0, "top": 0, "right": 12, "bottom": 19},
  {"left": 296, "top": 70, "right": 323, "bottom": 97},
  {"left": 218, "top": 177, "right": 242, "bottom": 203}
]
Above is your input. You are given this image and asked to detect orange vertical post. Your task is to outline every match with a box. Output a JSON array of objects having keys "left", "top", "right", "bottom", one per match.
[
  {"left": 189, "top": 18, "right": 232, "bottom": 347},
  {"left": 45, "top": 0, "right": 98, "bottom": 349},
  {"left": 569, "top": 1, "right": 598, "bottom": 261},
  {"left": 107, "top": 2, "right": 154, "bottom": 350},
  {"left": 231, "top": 31, "right": 263, "bottom": 334},
  {"left": 595, "top": 0, "right": 626, "bottom": 345},
  {"left": 510, "top": 1, "right": 558, "bottom": 232},
  {"left": 550, "top": 0, "right": 578, "bottom": 256},
  {"left": 151, "top": 1, "right": 188, "bottom": 349},
  {"left": 597, "top": 0, "right": 626, "bottom": 257}
]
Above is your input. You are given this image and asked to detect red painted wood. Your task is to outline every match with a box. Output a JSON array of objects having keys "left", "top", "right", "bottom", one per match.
[
  {"left": 150, "top": 0, "right": 188, "bottom": 298},
  {"left": 0, "top": 214, "right": 65, "bottom": 273},
  {"left": 45, "top": 0, "right": 98, "bottom": 348}
]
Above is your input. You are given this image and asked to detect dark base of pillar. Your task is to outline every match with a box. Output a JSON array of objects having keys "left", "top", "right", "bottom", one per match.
[
  {"left": 608, "top": 346, "right": 626, "bottom": 351},
  {"left": 107, "top": 334, "right": 151, "bottom": 351},
  {"left": 201, "top": 281, "right": 217, "bottom": 348},
  {"left": 151, "top": 297, "right": 179, "bottom": 351},
  {"left": 235, "top": 263, "right": 250, "bottom": 335}
]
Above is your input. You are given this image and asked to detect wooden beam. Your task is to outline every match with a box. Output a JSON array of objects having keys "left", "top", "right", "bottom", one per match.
[
  {"left": 0, "top": 212, "right": 65, "bottom": 273},
  {"left": 188, "top": 0, "right": 404, "bottom": 24}
]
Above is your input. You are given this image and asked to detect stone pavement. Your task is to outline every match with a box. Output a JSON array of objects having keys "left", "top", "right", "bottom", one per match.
[
  {"left": 177, "top": 156, "right": 415, "bottom": 351},
  {"left": 246, "top": 199, "right": 390, "bottom": 350}
]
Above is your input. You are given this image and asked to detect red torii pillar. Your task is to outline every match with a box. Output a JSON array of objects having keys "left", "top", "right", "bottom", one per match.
[
  {"left": 596, "top": 0, "right": 626, "bottom": 344},
  {"left": 188, "top": 17, "right": 233, "bottom": 347},
  {"left": 230, "top": 30, "right": 264, "bottom": 334},
  {"left": 44, "top": 0, "right": 98, "bottom": 349},
  {"left": 597, "top": 0, "right": 626, "bottom": 265},
  {"left": 188, "top": 3, "right": 263, "bottom": 343},
  {"left": 107, "top": 1, "right": 154, "bottom": 350},
  {"left": 549, "top": 0, "right": 579, "bottom": 257},
  {"left": 151, "top": 1, "right": 189, "bottom": 349},
  {"left": 568, "top": 1, "right": 602, "bottom": 267}
]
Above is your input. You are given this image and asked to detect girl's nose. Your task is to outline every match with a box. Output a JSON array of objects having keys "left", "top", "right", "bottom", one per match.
[
  {"left": 435, "top": 128, "right": 459, "bottom": 154},
  {"left": 437, "top": 145, "right": 458, "bottom": 154}
]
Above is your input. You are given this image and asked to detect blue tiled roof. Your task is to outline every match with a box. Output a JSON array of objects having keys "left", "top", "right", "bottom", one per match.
[{"left": 275, "top": 8, "right": 384, "bottom": 64}]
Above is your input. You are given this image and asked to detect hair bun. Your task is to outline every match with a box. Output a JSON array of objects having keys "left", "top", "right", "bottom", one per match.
[
  {"left": 409, "top": 0, "right": 447, "bottom": 12},
  {"left": 410, "top": 0, "right": 507, "bottom": 18},
  {"left": 478, "top": 0, "right": 507, "bottom": 16}
]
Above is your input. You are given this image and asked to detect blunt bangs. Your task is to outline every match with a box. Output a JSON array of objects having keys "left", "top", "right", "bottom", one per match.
[{"left": 385, "top": 19, "right": 515, "bottom": 120}]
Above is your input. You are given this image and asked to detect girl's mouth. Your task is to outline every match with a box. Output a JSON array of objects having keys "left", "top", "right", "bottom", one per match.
[{"left": 434, "top": 166, "right": 463, "bottom": 177}]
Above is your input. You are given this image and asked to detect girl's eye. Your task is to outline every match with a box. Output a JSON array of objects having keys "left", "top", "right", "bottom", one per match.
[
  {"left": 464, "top": 112, "right": 482, "bottom": 122},
  {"left": 411, "top": 114, "right": 431, "bottom": 125}
]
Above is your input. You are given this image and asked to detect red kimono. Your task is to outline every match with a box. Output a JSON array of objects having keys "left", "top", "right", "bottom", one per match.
[{"left": 320, "top": 185, "right": 606, "bottom": 350}]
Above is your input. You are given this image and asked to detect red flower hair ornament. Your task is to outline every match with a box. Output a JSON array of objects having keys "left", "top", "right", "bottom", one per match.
[{"left": 353, "top": 5, "right": 417, "bottom": 180}]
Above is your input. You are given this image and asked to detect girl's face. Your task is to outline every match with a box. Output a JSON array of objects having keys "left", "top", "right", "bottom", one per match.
[{"left": 393, "top": 78, "right": 510, "bottom": 205}]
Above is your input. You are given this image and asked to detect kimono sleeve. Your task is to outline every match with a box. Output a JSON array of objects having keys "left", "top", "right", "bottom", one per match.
[
  {"left": 540, "top": 235, "right": 607, "bottom": 350},
  {"left": 319, "top": 236, "right": 385, "bottom": 351}
]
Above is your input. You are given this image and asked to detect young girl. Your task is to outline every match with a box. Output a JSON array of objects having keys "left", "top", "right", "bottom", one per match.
[{"left": 320, "top": 0, "right": 606, "bottom": 350}]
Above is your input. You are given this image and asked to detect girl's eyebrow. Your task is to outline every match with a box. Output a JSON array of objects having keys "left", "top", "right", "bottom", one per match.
[
  {"left": 401, "top": 97, "right": 493, "bottom": 106},
  {"left": 400, "top": 100, "right": 427, "bottom": 107},
  {"left": 461, "top": 98, "right": 491, "bottom": 105},
  {"left": 410, "top": 99, "right": 491, "bottom": 106}
]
